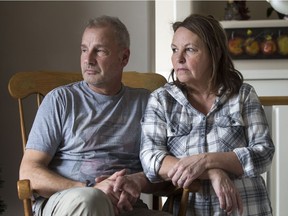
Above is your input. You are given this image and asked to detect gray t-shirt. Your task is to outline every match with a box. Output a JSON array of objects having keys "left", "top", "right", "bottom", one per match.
[{"left": 26, "top": 81, "right": 150, "bottom": 184}]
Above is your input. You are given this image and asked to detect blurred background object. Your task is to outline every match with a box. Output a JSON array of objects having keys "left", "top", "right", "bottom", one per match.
[
  {"left": 267, "top": 0, "right": 288, "bottom": 19},
  {"left": 224, "top": 0, "right": 250, "bottom": 20}
]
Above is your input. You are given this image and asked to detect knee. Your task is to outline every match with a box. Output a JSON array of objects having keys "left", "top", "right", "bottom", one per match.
[
  {"left": 71, "top": 187, "right": 110, "bottom": 208},
  {"left": 65, "top": 187, "right": 114, "bottom": 215}
]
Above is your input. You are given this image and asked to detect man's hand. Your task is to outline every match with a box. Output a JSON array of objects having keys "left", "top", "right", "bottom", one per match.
[
  {"left": 95, "top": 169, "right": 140, "bottom": 215},
  {"left": 94, "top": 169, "right": 127, "bottom": 215},
  {"left": 113, "top": 172, "right": 141, "bottom": 209}
]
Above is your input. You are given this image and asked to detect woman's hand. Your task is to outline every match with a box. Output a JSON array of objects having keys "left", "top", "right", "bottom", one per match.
[
  {"left": 168, "top": 154, "right": 207, "bottom": 188},
  {"left": 208, "top": 169, "right": 243, "bottom": 215},
  {"left": 166, "top": 154, "right": 243, "bottom": 215}
]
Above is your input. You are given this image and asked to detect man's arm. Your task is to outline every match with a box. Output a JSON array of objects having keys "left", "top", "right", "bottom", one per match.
[
  {"left": 20, "top": 150, "right": 127, "bottom": 214},
  {"left": 19, "top": 149, "right": 84, "bottom": 198}
]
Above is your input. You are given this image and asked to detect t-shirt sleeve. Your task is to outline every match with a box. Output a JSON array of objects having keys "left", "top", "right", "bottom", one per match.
[{"left": 26, "top": 90, "right": 64, "bottom": 157}]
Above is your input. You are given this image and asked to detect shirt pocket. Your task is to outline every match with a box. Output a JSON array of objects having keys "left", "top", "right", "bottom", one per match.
[
  {"left": 166, "top": 121, "right": 192, "bottom": 155},
  {"left": 216, "top": 113, "right": 245, "bottom": 151}
]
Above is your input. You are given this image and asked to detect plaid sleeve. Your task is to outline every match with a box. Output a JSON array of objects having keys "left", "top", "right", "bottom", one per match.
[
  {"left": 140, "top": 91, "right": 170, "bottom": 182},
  {"left": 233, "top": 84, "right": 275, "bottom": 177}
]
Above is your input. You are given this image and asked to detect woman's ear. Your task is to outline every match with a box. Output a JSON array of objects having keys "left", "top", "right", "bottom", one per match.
[{"left": 216, "top": 47, "right": 222, "bottom": 62}]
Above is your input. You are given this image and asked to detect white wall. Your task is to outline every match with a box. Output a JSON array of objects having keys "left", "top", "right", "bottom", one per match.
[
  {"left": 155, "top": 0, "right": 193, "bottom": 80},
  {"left": 0, "top": 2, "right": 154, "bottom": 215}
]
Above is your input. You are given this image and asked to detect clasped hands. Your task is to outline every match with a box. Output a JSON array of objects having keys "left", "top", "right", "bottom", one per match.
[
  {"left": 94, "top": 169, "right": 141, "bottom": 215},
  {"left": 168, "top": 155, "right": 243, "bottom": 215}
]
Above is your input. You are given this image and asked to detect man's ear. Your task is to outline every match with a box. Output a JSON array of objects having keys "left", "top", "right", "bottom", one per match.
[{"left": 122, "top": 48, "right": 130, "bottom": 67}]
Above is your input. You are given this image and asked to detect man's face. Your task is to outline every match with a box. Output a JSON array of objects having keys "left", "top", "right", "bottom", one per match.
[{"left": 80, "top": 26, "right": 129, "bottom": 94}]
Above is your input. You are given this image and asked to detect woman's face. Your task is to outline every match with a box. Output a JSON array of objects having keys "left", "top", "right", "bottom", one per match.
[{"left": 171, "top": 27, "right": 213, "bottom": 86}]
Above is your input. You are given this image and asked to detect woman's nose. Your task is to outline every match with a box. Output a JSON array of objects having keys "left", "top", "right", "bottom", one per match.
[{"left": 177, "top": 52, "right": 185, "bottom": 63}]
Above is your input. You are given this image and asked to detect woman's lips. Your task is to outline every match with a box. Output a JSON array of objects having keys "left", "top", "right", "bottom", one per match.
[{"left": 176, "top": 68, "right": 188, "bottom": 73}]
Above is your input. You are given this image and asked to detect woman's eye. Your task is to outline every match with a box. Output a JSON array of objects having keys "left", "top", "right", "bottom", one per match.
[
  {"left": 171, "top": 48, "right": 177, "bottom": 53},
  {"left": 186, "top": 47, "right": 196, "bottom": 52}
]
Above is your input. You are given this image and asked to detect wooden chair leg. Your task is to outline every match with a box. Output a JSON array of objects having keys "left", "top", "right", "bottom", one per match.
[
  {"left": 167, "top": 195, "right": 175, "bottom": 213},
  {"left": 177, "top": 180, "right": 201, "bottom": 216},
  {"left": 23, "top": 199, "right": 33, "bottom": 216},
  {"left": 178, "top": 188, "right": 189, "bottom": 216},
  {"left": 152, "top": 195, "right": 162, "bottom": 210}
]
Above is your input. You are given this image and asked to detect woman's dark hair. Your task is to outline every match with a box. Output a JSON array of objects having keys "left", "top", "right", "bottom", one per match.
[{"left": 170, "top": 14, "right": 243, "bottom": 97}]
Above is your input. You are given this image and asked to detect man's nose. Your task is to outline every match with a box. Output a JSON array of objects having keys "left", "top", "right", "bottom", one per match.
[{"left": 86, "top": 51, "right": 96, "bottom": 65}]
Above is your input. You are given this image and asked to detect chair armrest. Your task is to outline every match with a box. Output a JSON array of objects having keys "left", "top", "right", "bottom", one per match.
[
  {"left": 154, "top": 179, "right": 201, "bottom": 197},
  {"left": 17, "top": 179, "right": 32, "bottom": 200},
  {"left": 17, "top": 179, "right": 33, "bottom": 216}
]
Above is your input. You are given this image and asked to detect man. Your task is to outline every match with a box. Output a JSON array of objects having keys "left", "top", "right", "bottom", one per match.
[{"left": 19, "top": 15, "right": 171, "bottom": 216}]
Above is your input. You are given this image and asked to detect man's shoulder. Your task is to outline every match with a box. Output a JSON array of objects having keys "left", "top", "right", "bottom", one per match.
[
  {"left": 48, "top": 81, "right": 83, "bottom": 95},
  {"left": 124, "top": 86, "right": 151, "bottom": 97}
]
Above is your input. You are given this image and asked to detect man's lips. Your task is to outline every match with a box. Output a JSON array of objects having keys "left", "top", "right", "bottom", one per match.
[{"left": 85, "top": 69, "right": 99, "bottom": 74}]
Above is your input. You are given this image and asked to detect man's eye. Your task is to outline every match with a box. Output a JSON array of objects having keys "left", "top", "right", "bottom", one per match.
[{"left": 96, "top": 49, "right": 109, "bottom": 57}]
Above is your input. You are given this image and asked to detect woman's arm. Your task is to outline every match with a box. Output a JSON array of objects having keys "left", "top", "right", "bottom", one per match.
[
  {"left": 159, "top": 152, "right": 243, "bottom": 189},
  {"left": 159, "top": 155, "right": 243, "bottom": 215}
]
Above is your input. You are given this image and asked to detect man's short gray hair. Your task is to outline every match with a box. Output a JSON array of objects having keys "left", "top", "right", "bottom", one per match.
[{"left": 86, "top": 15, "right": 130, "bottom": 49}]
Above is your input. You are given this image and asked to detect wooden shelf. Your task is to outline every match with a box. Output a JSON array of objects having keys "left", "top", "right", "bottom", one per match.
[{"left": 259, "top": 96, "right": 288, "bottom": 106}]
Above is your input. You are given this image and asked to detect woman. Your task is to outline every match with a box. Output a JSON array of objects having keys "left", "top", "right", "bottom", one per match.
[{"left": 140, "top": 14, "right": 274, "bottom": 215}]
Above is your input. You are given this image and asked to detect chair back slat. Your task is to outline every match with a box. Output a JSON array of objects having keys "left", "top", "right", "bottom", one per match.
[{"left": 8, "top": 71, "right": 167, "bottom": 151}]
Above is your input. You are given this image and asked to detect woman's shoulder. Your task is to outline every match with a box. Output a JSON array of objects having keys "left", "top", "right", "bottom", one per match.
[
  {"left": 150, "top": 83, "right": 188, "bottom": 106},
  {"left": 239, "top": 82, "right": 257, "bottom": 95},
  {"left": 152, "top": 82, "right": 178, "bottom": 95},
  {"left": 241, "top": 82, "right": 254, "bottom": 89}
]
